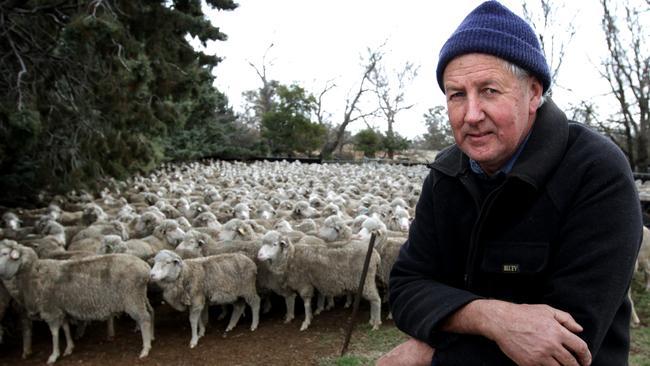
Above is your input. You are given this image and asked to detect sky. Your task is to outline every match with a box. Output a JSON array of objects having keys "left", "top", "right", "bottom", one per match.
[{"left": 200, "top": 0, "right": 613, "bottom": 139}]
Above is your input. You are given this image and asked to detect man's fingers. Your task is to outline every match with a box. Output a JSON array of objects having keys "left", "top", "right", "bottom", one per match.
[
  {"left": 552, "top": 309, "right": 583, "bottom": 333},
  {"left": 562, "top": 333, "right": 592, "bottom": 366}
]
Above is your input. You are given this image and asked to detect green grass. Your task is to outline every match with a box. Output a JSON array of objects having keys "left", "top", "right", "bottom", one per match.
[
  {"left": 318, "top": 323, "right": 409, "bottom": 366},
  {"left": 631, "top": 275, "right": 650, "bottom": 366},
  {"left": 319, "top": 273, "right": 650, "bottom": 366}
]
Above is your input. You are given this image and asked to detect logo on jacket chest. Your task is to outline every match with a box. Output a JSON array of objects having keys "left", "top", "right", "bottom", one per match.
[{"left": 502, "top": 264, "right": 520, "bottom": 273}]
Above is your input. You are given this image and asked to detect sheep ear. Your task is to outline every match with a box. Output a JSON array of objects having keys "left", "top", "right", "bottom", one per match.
[
  {"left": 10, "top": 249, "right": 20, "bottom": 260},
  {"left": 237, "top": 228, "right": 245, "bottom": 235},
  {"left": 279, "top": 240, "right": 287, "bottom": 249},
  {"left": 197, "top": 239, "right": 205, "bottom": 247},
  {"left": 173, "top": 258, "right": 181, "bottom": 265}
]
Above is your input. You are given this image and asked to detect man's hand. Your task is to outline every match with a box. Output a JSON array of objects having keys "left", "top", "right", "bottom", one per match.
[
  {"left": 444, "top": 300, "right": 592, "bottom": 366},
  {"left": 376, "top": 337, "right": 434, "bottom": 366}
]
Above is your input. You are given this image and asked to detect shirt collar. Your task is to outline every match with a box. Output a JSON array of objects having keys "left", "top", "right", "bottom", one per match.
[{"left": 469, "top": 131, "right": 533, "bottom": 178}]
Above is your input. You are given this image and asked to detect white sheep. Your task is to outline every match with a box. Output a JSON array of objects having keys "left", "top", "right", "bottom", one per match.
[
  {"left": 97, "top": 235, "right": 156, "bottom": 261},
  {"left": 0, "top": 239, "right": 153, "bottom": 364},
  {"left": 257, "top": 230, "right": 382, "bottom": 331},
  {"left": 149, "top": 250, "right": 260, "bottom": 348}
]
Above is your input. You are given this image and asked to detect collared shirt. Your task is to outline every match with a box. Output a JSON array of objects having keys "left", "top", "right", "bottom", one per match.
[{"left": 469, "top": 131, "right": 532, "bottom": 179}]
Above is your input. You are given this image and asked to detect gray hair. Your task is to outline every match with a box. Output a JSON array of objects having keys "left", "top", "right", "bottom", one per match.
[{"left": 502, "top": 60, "right": 547, "bottom": 108}]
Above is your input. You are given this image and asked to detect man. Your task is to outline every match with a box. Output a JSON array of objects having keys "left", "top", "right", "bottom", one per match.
[{"left": 378, "top": 2, "right": 642, "bottom": 365}]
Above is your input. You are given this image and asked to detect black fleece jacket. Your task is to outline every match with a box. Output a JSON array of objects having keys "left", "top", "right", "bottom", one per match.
[{"left": 389, "top": 99, "right": 642, "bottom": 365}]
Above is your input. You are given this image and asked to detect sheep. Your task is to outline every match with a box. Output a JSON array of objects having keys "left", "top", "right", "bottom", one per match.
[
  {"left": 20, "top": 221, "right": 68, "bottom": 258},
  {"left": 0, "top": 280, "right": 10, "bottom": 344},
  {"left": 97, "top": 235, "right": 156, "bottom": 261},
  {"left": 131, "top": 211, "right": 164, "bottom": 238},
  {"left": 218, "top": 218, "right": 257, "bottom": 242},
  {"left": 291, "top": 200, "right": 318, "bottom": 220},
  {"left": 81, "top": 203, "right": 107, "bottom": 226},
  {"left": 357, "top": 217, "right": 406, "bottom": 319},
  {"left": 257, "top": 230, "right": 381, "bottom": 331},
  {"left": 637, "top": 225, "right": 650, "bottom": 291},
  {"left": 317, "top": 215, "right": 353, "bottom": 244},
  {"left": 386, "top": 206, "right": 411, "bottom": 233},
  {"left": 175, "top": 232, "right": 297, "bottom": 323},
  {"left": 141, "top": 219, "right": 186, "bottom": 252},
  {"left": 69, "top": 220, "right": 129, "bottom": 245},
  {"left": 149, "top": 250, "right": 260, "bottom": 348},
  {"left": 0, "top": 239, "right": 153, "bottom": 363}
]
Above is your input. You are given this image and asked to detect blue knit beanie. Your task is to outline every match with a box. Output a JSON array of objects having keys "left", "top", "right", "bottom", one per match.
[{"left": 436, "top": 1, "right": 551, "bottom": 93}]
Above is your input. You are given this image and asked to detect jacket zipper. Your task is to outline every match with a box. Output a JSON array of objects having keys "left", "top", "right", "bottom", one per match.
[{"left": 460, "top": 174, "right": 507, "bottom": 289}]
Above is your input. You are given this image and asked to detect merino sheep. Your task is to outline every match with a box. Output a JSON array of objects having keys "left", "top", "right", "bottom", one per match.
[
  {"left": 638, "top": 225, "right": 650, "bottom": 291},
  {"left": 97, "top": 235, "right": 157, "bottom": 261},
  {"left": 218, "top": 218, "right": 257, "bottom": 242},
  {"left": 317, "top": 215, "right": 353, "bottom": 243},
  {"left": 257, "top": 231, "right": 381, "bottom": 331},
  {"left": 0, "top": 239, "right": 153, "bottom": 364},
  {"left": 149, "top": 250, "right": 260, "bottom": 348},
  {"left": 141, "top": 219, "right": 186, "bottom": 252}
]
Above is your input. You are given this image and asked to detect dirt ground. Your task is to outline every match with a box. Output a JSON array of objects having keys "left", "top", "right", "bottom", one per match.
[{"left": 0, "top": 300, "right": 388, "bottom": 366}]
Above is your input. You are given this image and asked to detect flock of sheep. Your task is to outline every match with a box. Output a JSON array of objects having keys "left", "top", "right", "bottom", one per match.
[
  {"left": 1, "top": 160, "right": 649, "bottom": 364},
  {"left": 0, "top": 160, "right": 425, "bottom": 364}
]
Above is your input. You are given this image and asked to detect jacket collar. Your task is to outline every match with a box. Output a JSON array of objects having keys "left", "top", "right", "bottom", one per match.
[{"left": 430, "top": 98, "right": 569, "bottom": 190}]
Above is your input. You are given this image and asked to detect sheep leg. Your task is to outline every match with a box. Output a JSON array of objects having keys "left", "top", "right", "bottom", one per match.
[
  {"left": 62, "top": 320, "right": 74, "bottom": 356},
  {"left": 630, "top": 288, "right": 641, "bottom": 327},
  {"left": 73, "top": 320, "right": 86, "bottom": 340},
  {"left": 21, "top": 315, "right": 32, "bottom": 359},
  {"left": 344, "top": 293, "right": 353, "bottom": 308},
  {"left": 262, "top": 296, "right": 273, "bottom": 314},
  {"left": 326, "top": 295, "right": 335, "bottom": 311},
  {"left": 299, "top": 290, "right": 314, "bottom": 331},
  {"left": 127, "top": 303, "right": 152, "bottom": 358},
  {"left": 188, "top": 306, "right": 202, "bottom": 348},
  {"left": 284, "top": 293, "right": 296, "bottom": 323},
  {"left": 107, "top": 316, "right": 115, "bottom": 340},
  {"left": 315, "top": 293, "right": 325, "bottom": 315},
  {"left": 199, "top": 306, "right": 209, "bottom": 338},
  {"left": 225, "top": 301, "right": 245, "bottom": 333},
  {"left": 46, "top": 318, "right": 63, "bottom": 364},
  {"left": 245, "top": 294, "right": 261, "bottom": 331},
  {"left": 217, "top": 304, "right": 228, "bottom": 321},
  {"left": 363, "top": 285, "right": 382, "bottom": 330}
]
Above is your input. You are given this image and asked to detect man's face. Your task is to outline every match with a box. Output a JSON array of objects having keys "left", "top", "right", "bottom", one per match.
[{"left": 442, "top": 53, "right": 543, "bottom": 175}]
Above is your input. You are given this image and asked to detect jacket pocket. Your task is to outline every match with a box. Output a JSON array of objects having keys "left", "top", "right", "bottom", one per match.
[
  {"left": 480, "top": 241, "right": 550, "bottom": 275},
  {"left": 477, "top": 241, "right": 550, "bottom": 301}
]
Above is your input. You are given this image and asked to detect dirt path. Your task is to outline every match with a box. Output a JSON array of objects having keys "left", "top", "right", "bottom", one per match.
[{"left": 0, "top": 302, "right": 388, "bottom": 366}]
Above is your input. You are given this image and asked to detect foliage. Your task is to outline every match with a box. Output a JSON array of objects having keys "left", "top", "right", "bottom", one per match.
[
  {"left": 413, "top": 106, "right": 455, "bottom": 150},
  {"left": 381, "top": 131, "right": 410, "bottom": 157},
  {"left": 0, "top": 0, "right": 237, "bottom": 206},
  {"left": 354, "top": 129, "right": 383, "bottom": 158},
  {"left": 260, "top": 84, "right": 326, "bottom": 156},
  {"left": 598, "top": 0, "right": 649, "bottom": 172}
]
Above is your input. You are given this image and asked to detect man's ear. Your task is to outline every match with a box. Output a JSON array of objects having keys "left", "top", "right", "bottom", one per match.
[{"left": 528, "top": 77, "right": 544, "bottom": 114}]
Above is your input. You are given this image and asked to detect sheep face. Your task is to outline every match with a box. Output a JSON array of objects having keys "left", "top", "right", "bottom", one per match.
[
  {"left": 388, "top": 213, "right": 410, "bottom": 232},
  {"left": 2, "top": 212, "right": 21, "bottom": 230},
  {"left": 155, "top": 221, "right": 185, "bottom": 247},
  {"left": 273, "top": 220, "right": 292, "bottom": 233},
  {"left": 175, "top": 233, "right": 205, "bottom": 257},
  {"left": 150, "top": 250, "right": 183, "bottom": 282},
  {"left": 318, "top": 216, "right": 346, "bottom": 242},
  {"left": 233, "top": 203, "right": 251, "bottom": 220},
  {"left": 0, "top": 240, "right": 23, "bottom": 280},
  {"left": 257, "top": 231, "right": 289, "bottom": 263},
  {"left": 98, "top": 235, "right": 127, "bottom": 254},
  {"left": 82, "top": 204, "right": 106, "bottom": 226}
]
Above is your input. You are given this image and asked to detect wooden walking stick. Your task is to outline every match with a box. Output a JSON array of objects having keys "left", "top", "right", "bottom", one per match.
[{"left": 340, "top": 232, "right": 378, "bottom": 356}]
